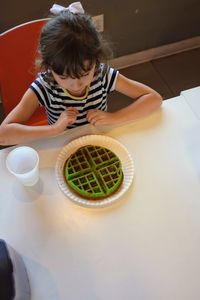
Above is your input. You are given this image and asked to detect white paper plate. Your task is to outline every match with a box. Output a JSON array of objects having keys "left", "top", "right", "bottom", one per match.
[{"left": 55, "top": 135, "right": 134, "bottom": 208}]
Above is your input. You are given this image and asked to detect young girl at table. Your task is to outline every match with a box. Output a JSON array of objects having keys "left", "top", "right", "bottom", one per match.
[{"left": 0, "top": 2, "right": 162, "bottom": 146}]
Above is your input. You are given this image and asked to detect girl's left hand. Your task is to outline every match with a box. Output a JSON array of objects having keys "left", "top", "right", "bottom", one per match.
[{"left": 87, "top": 110, "right": 116, "bottom": 126}]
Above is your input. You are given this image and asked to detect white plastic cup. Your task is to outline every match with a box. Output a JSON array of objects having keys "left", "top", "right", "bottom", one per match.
[{"left": 6, "top": 146, "right": 39, "bottom": 186}]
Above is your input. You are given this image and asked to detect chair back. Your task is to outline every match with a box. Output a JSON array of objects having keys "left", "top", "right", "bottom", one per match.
[{"left": 0, "top": 19, "right": 49, "bottom": 125}]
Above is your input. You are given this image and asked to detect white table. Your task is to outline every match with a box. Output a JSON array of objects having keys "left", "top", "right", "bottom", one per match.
[
  {"left": 1, "top": 87, "right": 200, "bottom": 300},
  {"left": 181, "top": 86, "right": 200, "bottom": 120}
]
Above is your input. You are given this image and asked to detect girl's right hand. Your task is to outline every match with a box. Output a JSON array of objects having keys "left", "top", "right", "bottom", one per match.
[{"left": 55, "top": 108, "right": 78, "bottom": 132}]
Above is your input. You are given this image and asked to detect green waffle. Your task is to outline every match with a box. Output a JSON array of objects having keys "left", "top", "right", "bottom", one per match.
[{"left": 64, "top": 145, "right": 123, "bottom": 200}]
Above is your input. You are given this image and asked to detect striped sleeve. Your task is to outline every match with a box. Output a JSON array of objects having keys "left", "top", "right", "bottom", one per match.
[
  {"left": 29, "top": 76, "right": 49, "bottom": 107},
  {"left": 102, "top": 66, "right": 119, "bottom": 94}
]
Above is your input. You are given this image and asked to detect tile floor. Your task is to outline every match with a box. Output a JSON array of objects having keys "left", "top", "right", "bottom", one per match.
[{"left": 107, "top": 47, "right": 200, "bottom": 111}]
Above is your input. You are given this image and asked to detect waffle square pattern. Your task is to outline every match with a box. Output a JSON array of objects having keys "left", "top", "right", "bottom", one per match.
[{"left": 64, "top": 145, "right": 123, "bottom": 199}]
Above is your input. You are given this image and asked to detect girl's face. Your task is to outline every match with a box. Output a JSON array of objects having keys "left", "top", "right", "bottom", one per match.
[{"left": 52, "top": 62, "right": 96, "bottom": 97}]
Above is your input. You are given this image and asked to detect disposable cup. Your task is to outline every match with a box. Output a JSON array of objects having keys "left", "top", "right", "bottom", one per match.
[{"left": 6, "top": 146, "right": 39, "bottom": 186}]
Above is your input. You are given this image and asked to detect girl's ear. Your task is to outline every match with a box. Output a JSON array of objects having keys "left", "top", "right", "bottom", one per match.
[
  {"left": 98, "top": 63, "right": 109, "bottom": 77},
  {"left": 94, "top": 61, "right": 101, "bottom": 76},
  {"left": 47, "top": 68, "right": 52, "bottom": 74},
  {"left": 44, "top": 68, "right": 55, "bottom": 83}
]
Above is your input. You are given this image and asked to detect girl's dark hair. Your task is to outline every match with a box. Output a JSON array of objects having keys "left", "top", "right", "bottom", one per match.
[{"left": 36, "top": 10, "right": 112, "bottom": 78}]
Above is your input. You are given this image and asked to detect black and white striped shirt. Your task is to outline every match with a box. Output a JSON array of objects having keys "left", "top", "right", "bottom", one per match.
[{"left": 30, "top": 64, "right": 119, "bottom": 128}]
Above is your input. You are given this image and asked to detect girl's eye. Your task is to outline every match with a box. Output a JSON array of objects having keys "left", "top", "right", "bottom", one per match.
[
  {"left": 58, "top": 73, "right": 89, "bottom": 80},
  {"left": 58, "top": 75, "right": 69, "bottom": 80},
  {"left": 82, "top": 73, "right": 89, "bottom": 77}
]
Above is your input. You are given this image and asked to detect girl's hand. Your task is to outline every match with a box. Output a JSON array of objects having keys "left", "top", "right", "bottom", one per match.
[
  {"left": 87, "top": 110, "right": 116, "bottom": 126},
  {"left": 55, "top": 108, "right": 78, "bottom": 132}
]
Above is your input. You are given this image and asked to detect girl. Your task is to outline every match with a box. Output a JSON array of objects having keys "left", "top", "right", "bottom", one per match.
[{"left": 0, "top": 2, "right": 162, "bottom": 146}]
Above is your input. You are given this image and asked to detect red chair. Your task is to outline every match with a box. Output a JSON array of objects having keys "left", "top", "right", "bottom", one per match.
[{"left": 0, "top": 19, "right": 49, "bottom": 126}]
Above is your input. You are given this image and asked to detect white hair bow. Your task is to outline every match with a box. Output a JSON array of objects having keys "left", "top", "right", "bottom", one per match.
[{"left": 50, "top": 2, "right": 85, "bottom": 15}]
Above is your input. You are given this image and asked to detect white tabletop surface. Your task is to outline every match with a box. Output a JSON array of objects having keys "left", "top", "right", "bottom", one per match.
[
  {"left": 181, "top": 86, "right": 200, "bottom": 120},
  {"left": 1, "top": 88, "right": 200, "bottom": 300}
]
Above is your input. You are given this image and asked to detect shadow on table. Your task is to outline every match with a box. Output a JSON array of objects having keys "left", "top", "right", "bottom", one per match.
[{"left": 23, "top": 256, "right": 60, "bottom": 300}]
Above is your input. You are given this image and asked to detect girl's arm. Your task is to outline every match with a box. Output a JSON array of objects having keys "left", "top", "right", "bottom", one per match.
[
  {"left": 0, "top": 89, "right": 78, "bottom": 146},
  {"left": 2, "top": 89, "right": 41, "bottom": 125},
  {"left": 113, "top": 73, "right": 162, "bottom": 121},
  {"left": 87, "top": 73, "right": 162, "bottom": 125}
]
